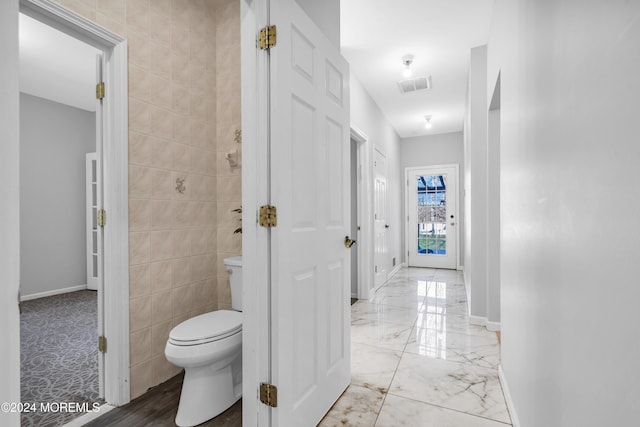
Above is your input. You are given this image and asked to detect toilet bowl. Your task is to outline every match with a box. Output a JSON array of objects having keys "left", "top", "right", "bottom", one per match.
[{"left": 165, "top": 256, "right": 243, "bottom": 427}]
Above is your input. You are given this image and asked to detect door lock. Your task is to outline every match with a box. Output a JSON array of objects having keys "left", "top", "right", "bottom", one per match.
[{"left": 344, "top": 236, "right": 356, "bottom": 248}]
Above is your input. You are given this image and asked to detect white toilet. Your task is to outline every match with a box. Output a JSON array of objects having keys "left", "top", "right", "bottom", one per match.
[{"left": 165, "top": 256, "right": 243, "bottom": 427}]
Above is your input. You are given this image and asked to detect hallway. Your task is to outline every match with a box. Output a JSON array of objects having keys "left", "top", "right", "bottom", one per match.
[{"left": 321, "top": 267, "right": 511, "bottom": 426}]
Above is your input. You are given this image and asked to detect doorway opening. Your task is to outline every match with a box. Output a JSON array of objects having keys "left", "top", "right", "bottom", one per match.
[
  {"left": 350, "top": 126, "right": 374, "bottom": 300},
  {"left": 19, "top": 13, "right": 103, "bottom": 424},
  {"left": 17, "top": 0, "right": 130, "bottom": 414}
]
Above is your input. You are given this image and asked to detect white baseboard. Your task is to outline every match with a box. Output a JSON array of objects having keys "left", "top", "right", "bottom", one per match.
[
  {"left": 498, "top": 365, "right": 521, "bottom": 427},
  {"left": 486, "top": 320, "right": 501, "bottom": 331},
  {"left": 21, "top": 284, "right": 88, "bottom": 301},
  {"left": 389, "top": 263, "right": 403, "bottom": 277},
  {"left": 469, "top": 315, "right": 501, "bottom": 332},
  {"left": 469, "top": 315, "right": 486, "bottom": 326}
]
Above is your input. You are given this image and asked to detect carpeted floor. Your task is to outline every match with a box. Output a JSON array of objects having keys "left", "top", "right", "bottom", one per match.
[{"left": 20, "top": 290, "right": 102, "bottom": 427}]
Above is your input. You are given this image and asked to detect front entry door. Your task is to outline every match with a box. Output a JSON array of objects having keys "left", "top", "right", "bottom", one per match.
[
  {"left": 407, "top": 165, "right": 458, "bottom": 269},
  {"left": 269, "top": 0, "right": 351, "bottom": 425}
]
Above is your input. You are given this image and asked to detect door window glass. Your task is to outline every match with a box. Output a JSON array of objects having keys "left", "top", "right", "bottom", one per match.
[{"left": 417, "top": 175, "right": 447, "bottom": 255}]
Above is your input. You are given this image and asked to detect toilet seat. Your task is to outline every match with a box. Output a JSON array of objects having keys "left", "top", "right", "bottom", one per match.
[{"left": 169, "top": 310, "right": 242, "bottom": 346}]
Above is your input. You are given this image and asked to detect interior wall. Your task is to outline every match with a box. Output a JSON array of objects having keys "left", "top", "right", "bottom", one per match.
[
  {"left": 55, "top": 0, "right": 222, "bottom": 399},
  {"left": 0, "top": 0, "right": 21, "bottom": 424},
  {"left": 294, "top": 0, "right": 340, "bottom": 48},
  {"left": 20, "top": 93, "right": 96, "bottom": 297},
  {"left": 214, "top": 0, "right": 242, "bottom": 311},
  {"left": 487, "top": 87, "right": 500, "bottom": 326},
  {"left": 463, "top": 45, "right": 488, "bottom": 322},
  {"left": 400, "top": 131, "right": 465, "bottom": 268},
  {"left": 350, "top": 73, "right": 402, "bottom": 273},
  {"left": 488, "top": 1, "right": 640, "bottom": 425}
]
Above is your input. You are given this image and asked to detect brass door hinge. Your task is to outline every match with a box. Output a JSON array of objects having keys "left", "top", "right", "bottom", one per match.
[
  {"left": 259, "top": 25, "right": 277, "bottom": 50},
  {"left": 96, "top": 82, "right": 105, "bottom": 100},
  {"left": 98, "top": 336, "right": 107, "bottom": 353},
  {"left": 259, "top": 383, "right": 278, "bottom": 407},
  {"left": 259, "top": 205, "right": 277, "bottom": 227},
  {"left": 98, "top": 209, "right": 106, "bottom": 227}
]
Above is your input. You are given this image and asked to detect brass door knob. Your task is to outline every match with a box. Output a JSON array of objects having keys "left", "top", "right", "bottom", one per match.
[{"left": 344, "top": 236, "right": 356, "bottom": 248}]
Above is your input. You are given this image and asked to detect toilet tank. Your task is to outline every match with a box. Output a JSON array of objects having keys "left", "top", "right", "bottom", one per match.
[{"left": 223, "top": 256, "right": 242, "bottom": 311}]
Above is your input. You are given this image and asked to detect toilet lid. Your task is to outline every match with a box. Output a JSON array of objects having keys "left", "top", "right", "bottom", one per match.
[{"left": 169, "top": 310, "right": 242, "bottom": 344}]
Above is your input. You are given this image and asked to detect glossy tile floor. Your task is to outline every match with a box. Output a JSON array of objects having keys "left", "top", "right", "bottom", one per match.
[{"left": 320, "top": 267, "right": 512, "bottom": 427}]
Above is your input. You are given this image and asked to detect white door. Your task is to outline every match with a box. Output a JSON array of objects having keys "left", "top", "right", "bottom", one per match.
[
  {"left": 85, "top": 153, "right": 101, "bottom": 291},
  {"left": 407, "top": 165, "right": 458, "bottom": 269},
  {"left": 269, "top": 0, "right": 351, "bottom": 425},
  {"left": 374, "top": 149, "right": 388, "bottom": 287}
]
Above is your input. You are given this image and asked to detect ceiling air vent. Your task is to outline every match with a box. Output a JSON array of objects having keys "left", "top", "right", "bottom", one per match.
[{"left": 397, "top": 76, "right": 432, "bottom": 94}]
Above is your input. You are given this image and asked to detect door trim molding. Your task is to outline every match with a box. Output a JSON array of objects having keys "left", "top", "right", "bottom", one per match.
[
  {"left": 241, "top": 0, "right": 270, "bottom": 424},
  {"left": 404, "top": 164, "right": 460, "bottom": 270},
  {"left": 350, "top": 126, "right": 373, "bottom": 300},
  {"left": 20, "top": 0, "right": 130, "bottom": 405}
]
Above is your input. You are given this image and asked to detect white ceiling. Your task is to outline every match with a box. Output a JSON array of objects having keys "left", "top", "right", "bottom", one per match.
[
  {"left": 19, "top": 2, "right": 494, "bottom": 131},
  {"left": 19, "top": 13, "right": 100, "bottom": 112},
  {"left": 341, "top": 0, "right": 494, "bottom": 138}
]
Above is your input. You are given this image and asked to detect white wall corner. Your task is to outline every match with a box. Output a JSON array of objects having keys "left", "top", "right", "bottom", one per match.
[
  {"left": 498, "top": 365, "right": 521, "bottom": 427},
  {"left": 462, "top": 266, "right": 471, "bottom": 309}
]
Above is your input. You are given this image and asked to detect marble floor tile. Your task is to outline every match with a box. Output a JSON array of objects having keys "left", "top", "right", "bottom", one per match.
[
  {"left": 351, "top": 301, "right": 421, "bottom": 326},
  {"left": 414, "top": 311, "right": 497, "bottom": 338},
  {"left": 375, "top": 394, "right": 511, "bottom": 427},
  {"left": 374, "top": 284, "right": 429, "bottom": 298},
  {"left": 369, "top": 293, "right": 425, "bottom": 309},
  {"left": 350, "top": 342, "right": 402, "bottom": 393},
  {"left": 389, "top": 353, "right": 511, "bottom": 424},
  {"left": 404, "top": 327, "right": 501, "bottom": 369},
  {"left": 351, "top": 318, "right": 413, "bottom": 351},
  {"left": 319, "top": 384, "right": 385, "bottom": 427},
  {"left": 326, "top": 267, "right": 511, "bottom": 427}
]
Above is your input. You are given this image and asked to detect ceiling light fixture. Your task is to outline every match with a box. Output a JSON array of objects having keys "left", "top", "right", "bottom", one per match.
[
  {"left": 402, "top": 54, "right": 414, "bottom": 79},
  {"left": 424, "top": 115, "right": 433, "bottom": 129}
]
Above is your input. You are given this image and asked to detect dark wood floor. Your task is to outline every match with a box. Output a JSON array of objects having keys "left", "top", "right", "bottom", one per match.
[{"left": 85, "top": 372, "right": 241, "bottom": 427}]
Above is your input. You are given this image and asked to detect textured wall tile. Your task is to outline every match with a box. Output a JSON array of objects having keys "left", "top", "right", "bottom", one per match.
[
  {"left": 151, "top": 290, "right": 173, "bottom": 324},
  {"left": 129, "top": 232, "right": 150, "bottom": 265},
  {"left": 172, "top": 257, "right": 193, "bottom": 287},
  {"left": 130, "top": 359, "right": 152, "bottom": 399},
  {"left": 129, "top": 198, "right": 151, "bottom": 231},
  {"left": 150, "top": 230, "right": 174, "bottom": 261},
  {"left": 150, "top": 260, "right": 173, "bottom": 293},
  {"left": 129, "top": 295, "right": 151, "bottom": 332},
  {"left": 130, "top": 327, "right": 152, "bottom": 365},
  {"left": 151, "top": 199, "right": 174, "bottom": 230},
  {"left": 129, "top": 263, "right": 151, "bottom": 298}
]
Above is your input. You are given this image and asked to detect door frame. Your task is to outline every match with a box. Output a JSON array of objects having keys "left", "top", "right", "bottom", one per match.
[
  {"left": 241, "top": 0, "right": 270, "bottom": 424},
  {"left": 19, "top": 0, "right": 130, "bottom": 406},
  {"left": 350, "top": 126, "right": 374, "bottom": 300},
  {"left": 404, "top": 164, "right": 460, "bottom": 270}
]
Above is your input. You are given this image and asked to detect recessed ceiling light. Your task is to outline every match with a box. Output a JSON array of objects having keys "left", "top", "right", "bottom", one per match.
[
  {"left": 424, "top": 115, "right": 433, "bottom": 129},
  {"left": 402, "top": 54, "right": 414, "bottom": 79}
]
